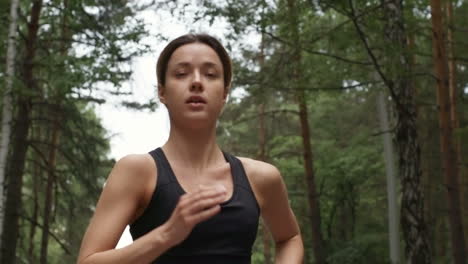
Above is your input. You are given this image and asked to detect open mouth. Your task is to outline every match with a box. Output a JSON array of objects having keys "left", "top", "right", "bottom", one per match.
[{"left": 186, "top": 96, "right": 206, "bottom": 104}]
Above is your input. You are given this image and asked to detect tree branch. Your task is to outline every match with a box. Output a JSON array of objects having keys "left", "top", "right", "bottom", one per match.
[
  {"left": 263, "top": 31, "right": 373, "bottom": 66},
  {"left": 20, "top": 214, "right": 72, "bottom": 255},
  {"left": 347, "top": 0, "right": 403, "bottom": 109},
  {"left": 306, "top": 1, "right": 385, "bottom": 46}
]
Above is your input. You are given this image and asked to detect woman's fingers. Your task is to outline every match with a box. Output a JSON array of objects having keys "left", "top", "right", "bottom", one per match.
[
  {"left": 164, "top": 184, "right": 227, "bottom": 244},
  {"left": 185, "top": 186, "right": 226, "bottom": 214},
  {"left": 178, "top": 185, "right": 226, "bottom": 223}
]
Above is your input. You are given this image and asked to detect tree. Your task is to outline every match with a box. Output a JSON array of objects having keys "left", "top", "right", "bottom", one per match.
[
  {"left": 376, "top": 90, "right": 401, "bottom": 264},
  {"left": 347, "top": 0, "right": 431, "bottom": 261},
  {"left": 1, "top": 0, "right": 150, "bottom": 262},
  {"left": 283, "top": 0, "right": 326, "bottom": 262},
  {"left": 430, "top": 0, "right": 466, "bottom": 262},
  {"left": 1, "top": 1, "right": 44, "bottom": 262},
  {"left": 0, "top": 0, "right": 20, "bottom": 248}
]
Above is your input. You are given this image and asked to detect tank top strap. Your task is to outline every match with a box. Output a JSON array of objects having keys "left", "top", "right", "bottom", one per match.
[
  {"left": 149, "top": 147, "right": 176, "bottom": 186},
  {"left": 222, "top": 152, "right": 254, "bottom": 194}
]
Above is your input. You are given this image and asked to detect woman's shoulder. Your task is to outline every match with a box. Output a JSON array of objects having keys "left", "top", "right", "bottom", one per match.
[
  {"left": 237, "top": 157, "right": 283, "bottom": 208},
  {"left": 106, "top": 153, "right": 157, "bottom": 193},
  {"left": 115, "top": 153, "right": 155, "bottom": 171},
  {"left": 112, "top": 153, "right": 156, "bottom": 178},
  {"left": 107, "top": 153, "right": 158, "bottom": 221},
  {"left": 237, "top": 157, "right": 280, "bottom": 179}
]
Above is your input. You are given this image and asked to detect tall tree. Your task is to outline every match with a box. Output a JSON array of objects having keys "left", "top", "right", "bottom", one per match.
[
  {"left": 1, "top": 0, "right": 150, "bottom": 261},
  {"left": 39, "top": 108, "right": 61, "bottom": 264},
  {"left": 39, "top": 1, "right": 71, "bottom": 261},
  {"left": 376, "top": 90, "right": 400, "bottom": 264},
  {"left": 256, "top": 31, "right": 273, "bottom": 264},
  {"left": 445, "top": 0, "right": 467, "bottom": 244},
  {"left": 348, "top": 0, "right": 431, "bottom": 262},
  {"left": 430, "top": 0, "right": 467, "bottom": 263},
  {"left": 1, "top": 1, "right": 43, "bottom": 263},
  {"left": 285, "top": 0, "right": 326, "bottom": 263},
  {"left": 0, "top": 0, "right": 20, "bottom": 246}
]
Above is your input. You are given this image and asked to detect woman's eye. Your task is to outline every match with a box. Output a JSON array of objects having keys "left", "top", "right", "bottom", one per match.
[{"left": 175, "top": 72, "right": 186, "bottom": 77}]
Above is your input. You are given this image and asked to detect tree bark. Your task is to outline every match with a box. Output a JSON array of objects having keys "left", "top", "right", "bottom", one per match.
[
  {"left": 0, "top": 0, "right": 20, "bottom": 246},
  {"left": 0, "top": 1, "right": 43, "bottom": 263},
  {"left": 348, "top": 0, "right": 432, "bottom": 261},
  {"left": 28, "top": 160, "right": 40, "bottom": 263},
  {"left": 40, "top": 2, "right": 69, "bottom": 261},
  {"left": 0, "top": 100, "right": 32, "bottom": 263},
  {"left": 380, "top": 1, "right": 432, "bottom": 262},
  {"left": 257, "top": 99, "right": 272, "bottom": 264},
  {"left": 256, "top": 23, "right": 273, "bottom": 264},
  {"left": 297, "top": 89, "right": 325, "bottom": 264},
  {"left": 258, "top": 91, "right": 272, "bottom": 264},
  {"left": 377, "top": 91, "right": 401, "bottom": 264},
  {"left": 445, "top": 0, "right": 467, "bottom": 248},
  {"left": 40, "top": 111, "right": 61, "bottom": 264},
  {"left": 430, "top": 0, "right": 467, "bottom": 262},
  {"left": 286, "top": 1, "right": 326, "bottom": 263}
]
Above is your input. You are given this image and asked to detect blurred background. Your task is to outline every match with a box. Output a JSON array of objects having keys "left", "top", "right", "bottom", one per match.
[{"left": 0, "top": 0, "right": 467, "bottom": 263}]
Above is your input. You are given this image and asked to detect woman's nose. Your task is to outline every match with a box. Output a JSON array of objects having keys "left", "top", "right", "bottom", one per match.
[{"left": 190, "top": 70, "right": 203, "bottom": 91}]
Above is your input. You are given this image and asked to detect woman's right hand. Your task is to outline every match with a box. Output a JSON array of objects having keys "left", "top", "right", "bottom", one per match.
[{"left": 162, "top": 184, "right": 227, "bottom": 246}]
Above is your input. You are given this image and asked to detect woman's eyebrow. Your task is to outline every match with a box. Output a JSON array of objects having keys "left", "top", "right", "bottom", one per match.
[
  {"left": 202, "top": 62, "right": 221, "bottom": 69},
  {"left": 173, "top": 62, "right": 191, "bottom": 67},
  {"left": 172, "top": 61, "right": 220, "bottom": 68}
]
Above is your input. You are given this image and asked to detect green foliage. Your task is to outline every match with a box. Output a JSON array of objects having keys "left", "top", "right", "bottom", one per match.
[
  {"left": 327, "top": 233, "right": 390, "bottom": 264},
  {"left": 204, "top": 0, "right": 468, "bottom": 262},
  {"left": 2, "top": 0, "right": 467, "bottom": 262},
  {"left": 0, "top": 0, "right": 153, "bottom": 262}
]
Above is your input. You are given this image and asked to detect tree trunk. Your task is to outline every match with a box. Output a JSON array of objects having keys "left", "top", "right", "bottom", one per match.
[
  {"left": 260, "top": 220, "right": 272, "bottom": 264},
  {"left": 40, "top": 2, "right": 70, "bottom": 261},
  {"left": 445, "top": 0, "right": 467, "bottom": 248},
  {"left": 297, "top": 90, "right": 325, "bottom": 264},
  {"left": 29, "top": 87, "right": 47, "bottom": 263},
  {"left": 0, "top": 0, "right": 21, "bottom": 246},
  {"left": 377, "top": 1, "right": 433, "bottom": 262},
  {"left": 377, "top": 91, "right": 401, "bottom": 264},
  {"left": 256, "top": 25, "right": 273, "bottom": 264},
  {"left": 0, "top": 1, "right": 43, "bottom": 263},
  {"left": 40, "top": 111, "right": 61, "bottom": 264},
  {"left": 430, "top": 0, "right": 467, "bottom": 262},
  {"left": 258, "top": 101, "right": 272, "bottom": 264},
  {"left": 258, "top": 100, "right": 273, "bottom": 263},
  {"left": 28, "top": 125, "right": 41, "bottom": 263},
  {"left": 28, "top": 161, "right": 39, "bottom": 263},
  {"left": 0, "top": 100, "right": 32, "bottom": 263},
  {"left": 286, "top": 0, "right": 326, "bottom": 263}
]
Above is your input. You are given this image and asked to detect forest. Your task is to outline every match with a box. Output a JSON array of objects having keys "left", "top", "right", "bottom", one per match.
[{"left": 0, "top": 0, "right": 467, "bottom": 263}]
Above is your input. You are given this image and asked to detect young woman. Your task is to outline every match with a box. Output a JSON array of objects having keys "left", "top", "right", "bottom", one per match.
[{"left": 77, "top": 34, "right": 303, "bottom": 264}]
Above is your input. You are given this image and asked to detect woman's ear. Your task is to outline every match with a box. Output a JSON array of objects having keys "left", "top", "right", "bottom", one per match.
[{"left": 158, "top": 85, "right": 166, "bottom": 104}]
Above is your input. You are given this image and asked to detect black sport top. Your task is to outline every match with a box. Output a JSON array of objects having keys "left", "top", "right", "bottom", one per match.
[{"left": 130, "top": 148, "right": 260, "bottom": 264}]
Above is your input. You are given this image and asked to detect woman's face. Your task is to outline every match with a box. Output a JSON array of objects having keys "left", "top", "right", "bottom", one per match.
[{"left": 159, "top": 42, "right": 227, "bottom": 128}]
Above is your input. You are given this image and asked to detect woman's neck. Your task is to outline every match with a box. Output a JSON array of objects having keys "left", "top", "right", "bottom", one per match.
[{"left": 162, "top": 123, "right": 224, "bottom": 172}]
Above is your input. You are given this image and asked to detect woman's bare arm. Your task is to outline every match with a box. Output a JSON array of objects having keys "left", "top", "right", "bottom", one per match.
[
  {"left": 241, "top": 158, "right": 304, "bottom": 264},
  {"left": 77, "top": 154, "right": 227, "bottom": 264},
  {"left": 77, "top": 154, "right": 169, "bottom": 264}
]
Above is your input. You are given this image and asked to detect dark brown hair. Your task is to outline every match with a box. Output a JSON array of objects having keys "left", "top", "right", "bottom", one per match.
[{"left": 156, "top": 33, "right": 232, "bottom": 90}]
